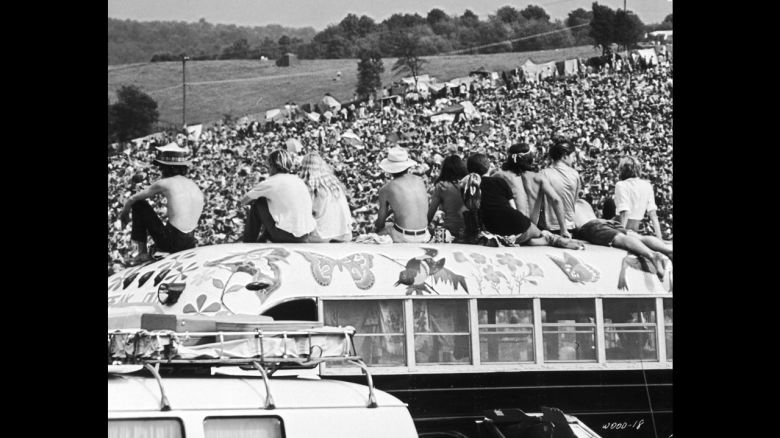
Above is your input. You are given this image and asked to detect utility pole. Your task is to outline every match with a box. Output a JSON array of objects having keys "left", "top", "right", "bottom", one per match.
[
  {"left": 624, "top": 0, "right": 627, "bottom": 11},
  {"left": 181, "top": 55, "right": 190, "bottom": 127}
]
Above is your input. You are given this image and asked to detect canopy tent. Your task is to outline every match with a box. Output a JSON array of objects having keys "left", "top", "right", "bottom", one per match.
[
  {"left": 185, "top": 124, "right": 202, "bottom": 141},
  {"left": 636, "top": 49, "right": 659, "bottom": 66},
  {"left": 429, "top": 113, "right": 455, "bottom": 124},
  {"left": 469, "top": 67, "right": 492, "bottom": 77},
  {"left": 400, "top": 74, "right": 433, "bottom": 85},
  {"left": 555, "top": 59, "right": 579, "bottom": 77},
  {"left": 306, "top": 112, "right": 321, "bottom": 122},
  {"left": 265, "top": 109, "right": 285, "bottom": 122}
]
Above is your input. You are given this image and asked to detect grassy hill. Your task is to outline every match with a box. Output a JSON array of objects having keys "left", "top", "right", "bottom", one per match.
[{"left": 108, "top": 46, "right": 601, "bottom": 127}]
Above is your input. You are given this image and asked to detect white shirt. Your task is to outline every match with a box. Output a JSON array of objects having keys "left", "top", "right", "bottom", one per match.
[
  {"left": 614, "top": 178, "right": 657, "bottom": 220},
  {"left": 241, "top": 173, "right": 316, "bottom": 237},
  {"left": 311, "top": 189, "right": 353, "bottom": 241}
]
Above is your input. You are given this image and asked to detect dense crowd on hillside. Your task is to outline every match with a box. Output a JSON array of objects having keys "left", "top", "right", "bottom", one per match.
[{"left": 108, "top": 59, "right": 672, "bottom": 273}]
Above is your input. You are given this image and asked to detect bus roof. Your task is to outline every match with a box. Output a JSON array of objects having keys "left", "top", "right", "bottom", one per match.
[
  {"left": 108, "top": 375, "right": 406, "bottom": 411},
  {"left": 108, "top": 243, "right": 672, "bottom": 317}
]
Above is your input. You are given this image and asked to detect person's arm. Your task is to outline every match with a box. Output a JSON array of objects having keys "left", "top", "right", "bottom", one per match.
[
  {"left": 239, "top": 180, "right": 270, "bottom": 206},
  {"left": 540, "top": 177, "right": 571, "bottom": 239},
  {"left": 311, "top": 191, "right": 326, "bottom": 220},
  {"left": 648, "top": 210, "right": 663, "bottom": 240},
  {"left": 374, "top": 188, "right": 388, "bottom": 232},
  {"left": 427, "top": 185, "right": 442, "bottom": 224},
  {"left": 119, "top": 181, "right": 164, "bottom": 225}
]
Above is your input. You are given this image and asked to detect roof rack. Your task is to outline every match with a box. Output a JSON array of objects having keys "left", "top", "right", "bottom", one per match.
[{"left": 108, "top": 326, "right": 378, "bottom": 411}]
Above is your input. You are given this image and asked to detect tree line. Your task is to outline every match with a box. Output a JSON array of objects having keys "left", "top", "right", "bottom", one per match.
[{"left": 109, "top": 3, "right": 671, "bottom": 65}]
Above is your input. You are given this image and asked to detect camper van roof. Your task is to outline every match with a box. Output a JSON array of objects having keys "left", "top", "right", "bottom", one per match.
[
  {"left": 108, "top": 375, "right": 405, "bottom": 411},
  {"left": 108, "top": 243, "right": 672, "bottom": 318}
]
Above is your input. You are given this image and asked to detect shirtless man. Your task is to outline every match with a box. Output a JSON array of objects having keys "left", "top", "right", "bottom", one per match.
[
  {"left": 573, "top": 199, "right": 671, "bottom": 277},
  {"left": 119, "top": 143, "right": 204, "bottom": 265},
  {"left": 374, "top": 147, "right": 430, "bottom": 243}
]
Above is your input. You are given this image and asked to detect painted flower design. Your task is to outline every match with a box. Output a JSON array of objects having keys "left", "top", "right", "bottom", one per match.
[
  {"left": 470, "top": 253, "right": 487, "bottom": 264},
  {"left": 182, "top": 294, "right": 222, "bottom": 314},
  {"left": 482, "top": 265, "right": 508, "bottom": 284},
  {"left": 453, "top": 252, "right": 468, "bottom": 263},
  {"left": 496, "top": 253, "right": 523, "bottom": 272},
  {"left": 109, "top": 266, "right": 142, "bottom": 292}
]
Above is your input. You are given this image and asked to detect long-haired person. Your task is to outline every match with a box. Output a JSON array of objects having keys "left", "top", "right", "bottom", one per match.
[
  {"left": 240, "top": 149, "right": 315, "bottom": 243},
  {"left": 427, "top": 154, "right": 468, "bottom": 241},
  {"left": 614, "top": 156, "right": 665, "bottom": 240},
  {"left": 299, "top": 152, "right": 354, "bottom": 242}
]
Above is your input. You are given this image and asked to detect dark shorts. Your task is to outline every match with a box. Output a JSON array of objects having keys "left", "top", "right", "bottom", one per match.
[{"left": 576, "top": 219, "right": 627, "bottom": 246}]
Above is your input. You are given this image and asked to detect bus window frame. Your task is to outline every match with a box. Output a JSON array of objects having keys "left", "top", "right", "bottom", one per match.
[
  {"left": 540, "top": 298, "right": 598, "bottom": 363},
  {"left": 202, "top": 415, "right": 286, "bottom": 438},
  {"left": 108, "top": 417, "right": 186, "bottom": 438},
  {"left": 477, "top": 298, "right": 535, "bottom": 364}
]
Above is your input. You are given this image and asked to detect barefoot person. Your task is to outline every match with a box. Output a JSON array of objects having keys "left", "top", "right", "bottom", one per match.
[
  {"left": 119, "top": 143, "right": 204, "bottom": 265},
  {"left": 374, "top": 147, "right": 430, "bottom": 243},
  {"left": 574, "top": 199, "right": 671, "bottom": 277}
]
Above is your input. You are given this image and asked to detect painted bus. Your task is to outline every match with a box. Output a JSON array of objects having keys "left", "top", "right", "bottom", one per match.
[{"left": 109, "top": 243, "right": 673, "bottom": 438}]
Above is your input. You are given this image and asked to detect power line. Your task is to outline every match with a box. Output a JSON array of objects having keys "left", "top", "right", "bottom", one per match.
[{"left": 443, "top": 23, "right": 589, "bottom": 55}]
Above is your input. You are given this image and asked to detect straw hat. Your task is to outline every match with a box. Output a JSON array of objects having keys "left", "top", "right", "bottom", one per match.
[
  {"left": 379, "top": 147, "right": 417, "bottom": 173},
  {"left": 153, "top": 143, "right": 191, "bottom": 166}
]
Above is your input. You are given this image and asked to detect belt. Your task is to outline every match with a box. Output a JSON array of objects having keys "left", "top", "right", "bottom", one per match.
[{"left": 393, "top": 224, "right": 427, "bottom": 236}]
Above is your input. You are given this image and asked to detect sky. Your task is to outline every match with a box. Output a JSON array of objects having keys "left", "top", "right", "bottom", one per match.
[{"left": 108, "top": 0, "right": 673, "bottom": 30}]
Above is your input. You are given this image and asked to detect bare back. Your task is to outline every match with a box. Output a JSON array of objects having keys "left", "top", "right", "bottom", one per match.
[
  {"left": 156, "top": 175, "right": 204, "bottom": 233},
  {"left": 521, "top": 171, "right": 544, "bottom": 224},
  {"left": 379, "top": 174, "right": 429, "bottom": 230}
]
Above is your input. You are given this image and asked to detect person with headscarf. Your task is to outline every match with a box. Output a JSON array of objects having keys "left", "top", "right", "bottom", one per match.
[{"left": 299, "top": 152, "right": 354, "bottom": 242}]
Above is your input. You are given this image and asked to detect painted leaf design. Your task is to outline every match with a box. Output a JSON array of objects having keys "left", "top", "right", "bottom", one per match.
[
  {"left": 527, "top": 264, "right": 544, "bottom": 277},
  {"left": 453, "top": 252, "right": 467, "bottom": 263},
  {"left": 157, "top": 262, "right": 173, "bottom": 271},
  {"left": 182, "top": 304, "right": 196, "bottom": 314},
  {"left": 203, "top": 302, "right": 221, "bottom": 313},
  {"left": 225, "top": 284, "right": 244, "bottom": 294},
  {"left": 196, "top": 294, "right": 207, "bottom": 309},
  {"left": 213, "top": 278, "right": 225, "bottom": 289},
  {"left": 137, "top": 271, "right": 154, "bottom": 287},
  {"left": 123, "top": 272, "right": 139, "bottom": 290},
  {"left": 154, "top": 269, "right": 171, "bottom": 286},
  {"left": 184, "top": 262, "right": 198, "bottom": 271},
  {"left": 180, "top": 252, "right": 196, "bottom": 259},
  {"left": 527, "top": 279, "right": 539, "bottom": 286}
]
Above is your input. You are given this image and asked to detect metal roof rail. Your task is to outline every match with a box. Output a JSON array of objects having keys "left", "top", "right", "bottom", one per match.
[{"left": 108, "top": 326, "right": 379, "bottom": 410}]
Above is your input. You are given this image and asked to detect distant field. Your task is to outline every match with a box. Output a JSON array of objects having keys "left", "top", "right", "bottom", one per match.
[{"left": 108, "top": 46, "right": 601, "bottom": 127}]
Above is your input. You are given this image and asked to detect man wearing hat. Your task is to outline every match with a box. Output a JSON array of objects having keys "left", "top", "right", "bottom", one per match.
[
  {"left": 119, "top": 143, "right": 204, "bottom": 265},
  {"left": 374, "top": 147, "right": 430, "bottom": 243}
]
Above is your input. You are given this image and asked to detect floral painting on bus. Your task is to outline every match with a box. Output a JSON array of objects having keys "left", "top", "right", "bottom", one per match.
[
  {"left": 548, "top": 252, "right": 600, "bottom": 284},
  {"left": 452, "top": 251, "right": 543, "bottom": 294}
]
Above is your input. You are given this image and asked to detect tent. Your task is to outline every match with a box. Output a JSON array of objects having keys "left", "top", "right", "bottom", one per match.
[
  {"left": 265, "top": 109, "right": 284, "bottom": 122},
  {"left": 538, "top": 62, "right": 557, "bottom": 80},
  {"left": 306, "top": 112, "right": 321, "bottom": 122},
  {"left": 469, "top": 67, "right": 492, "bottom": 77},
  {"left": 520, "top": 60, "right": 539, "bottom": 82},
  {"left": 285, "top": 138, "right": 303, "bottom": 153},
  {"left": 401, "top": 74, "right": 432, "bottom": 85},
  {"left": 555, "top": 59, "right": 579, "bottom": 77},
  {"left": 636, "top": 49, "right": 659, "bottom": 66},
  {"left": 319, "top": 95, "right": 341, "bottom": 112}
]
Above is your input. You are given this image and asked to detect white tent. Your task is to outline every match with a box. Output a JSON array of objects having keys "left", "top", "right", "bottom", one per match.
[
  {"left": 321, "top": 95, "right": 341, "bottom": 111},
  {"left": 430, "top": 113, "right": 456, "bottom": 124},
  {"left": 636, "top": 49, "right": 659, "bottom": 66},
  {"left": 186, "top": 124, "right": 202, "bottom": 141},
  {"left": 460, "top": 101, "right": 480, "bottom": 120},
  {"left": 341, "top": 130, "right": 364, "bottom": 149}
]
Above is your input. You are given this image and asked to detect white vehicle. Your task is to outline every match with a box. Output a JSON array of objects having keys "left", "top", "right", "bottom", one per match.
[{"left": 108, "top": 325, "right": 419, "bottom": 438}]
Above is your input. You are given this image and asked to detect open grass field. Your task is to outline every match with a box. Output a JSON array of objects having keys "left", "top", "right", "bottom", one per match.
[{"left": 108, "top": 46, "right": 601, "bottom": 127}]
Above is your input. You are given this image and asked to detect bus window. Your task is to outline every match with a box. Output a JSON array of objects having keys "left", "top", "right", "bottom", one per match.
[
  {"left": 108, "top": 419, "right": 183, "bottom": 438},
  {"left": 263, "top": 298, "right": 317, "bottom": 321},
  {"left": 204, "top": 417, "right": 283, "bottom": 438},
  {"left": 603, "top": 299, "right": 658, "bottom": 361},
  {"left": 323, "top": 300, "right": 406, "bottom": 366},
  {"left": 541, "top": 299, "right": 597, "bottom": 362},
  {"left": 414, "top": 300, "right": 471, "bottom": 364},
  {"left": 664, "top": 298, "right": 672, "bottom": 360},
  {"left": 478, "top": 299, "right": 534, "bottom": 363}
]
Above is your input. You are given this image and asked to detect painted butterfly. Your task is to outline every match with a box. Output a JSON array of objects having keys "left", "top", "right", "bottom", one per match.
[{"left": 297, "top": 251, "right": 375, "bottom": 290}]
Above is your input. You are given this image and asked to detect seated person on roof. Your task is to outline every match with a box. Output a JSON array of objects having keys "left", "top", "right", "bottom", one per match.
[
  {"left": 374, "top": 147, "right": 430, "bottom": 243},
  {"left": 119, "top": 143, "right": 204, "bottom": 265}
]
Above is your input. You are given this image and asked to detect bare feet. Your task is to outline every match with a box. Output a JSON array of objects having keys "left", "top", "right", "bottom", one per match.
[{"left": 651, "top": 252, "right": 667, "bottom": 282}]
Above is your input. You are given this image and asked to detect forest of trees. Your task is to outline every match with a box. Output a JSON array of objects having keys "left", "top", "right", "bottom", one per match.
[{"left": 109, "top": 4, "right": 671, "bottom": 65}]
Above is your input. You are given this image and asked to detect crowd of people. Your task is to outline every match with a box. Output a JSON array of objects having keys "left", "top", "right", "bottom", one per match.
[{"left": 108, "top": 58, "right": 673, "bottom": 276}]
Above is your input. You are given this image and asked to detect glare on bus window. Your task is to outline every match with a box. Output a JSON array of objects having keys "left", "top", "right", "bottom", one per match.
[
  {"left": 203, "top": 417, "right": 282, "bottom": 438},
  {"left": 108, "top": 419, "right": 183, "bottom": 438},
  {"left": 414, "top": 300, "right": 470, "bottom": 364},
  {"left": 478, "top": 299, "right": 534, "bottom": 363},
  {"left": 603, "top": 299, "right": 658, "bottom": 361},
  {"left": 541, "top": 299, "right": 597, "bottom": 362},
  {"left": 664, "top": 298, "right": 672, "bottom": 360},
  {"left": 323, "top": 300, "right": 406, "bottom": 366}
]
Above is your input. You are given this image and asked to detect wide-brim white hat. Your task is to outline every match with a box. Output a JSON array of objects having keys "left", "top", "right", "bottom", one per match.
[{"left": 379, "top": 147, "right": 417, "bottom": 173}]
